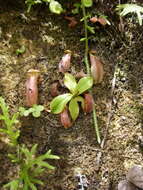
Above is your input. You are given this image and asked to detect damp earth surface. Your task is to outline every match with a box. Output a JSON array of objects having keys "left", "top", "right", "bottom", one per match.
[{"left": 0, "top": 1, "right": 143, "bottom": 190}]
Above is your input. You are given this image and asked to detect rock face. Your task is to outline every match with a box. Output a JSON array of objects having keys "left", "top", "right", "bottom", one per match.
[
  {"left": 118, "top": 180, "right": 137, "bottom": 190},
  {"left": 127, "top": 165, "right": 143, "bottom": 189}
]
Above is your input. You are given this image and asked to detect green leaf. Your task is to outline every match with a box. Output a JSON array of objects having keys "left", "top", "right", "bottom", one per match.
[
  {"left": 77, "top": 77, "right": 93, "bottom": 95},
  {"left": 31, "top": 178, "right": 44, "bottom": 185},
  {"left": 16, "top": 45, "right": 26, "bottom": 55},
  {"left": 11, "top": 112, "right": 19, "bottom": 125},
  {"left": 0, "top": 128, "right": 7, "bottom": 133},
  {"left": 25, "top": 0, "right": 42, "bottom": 12},
  {"left": 36, "top": 151, "right": 60, "bottom": 161},
  {"left": 41, "top": 150, "right": 60, "bottom": 160},
  {"left": 19, "top": 107, "right": 26, "bottom": 115},
  {"left": 32, "top": 105, "right": 44, "bottom": 112},
  {"left": 74, "top": 96, "right": 85, "bottom": 110},
  {"left": 3, "top": 179, "right": 19, "bottom": 190},
  {"left": 0, "top": 97, "right": 9, "bottom": 118},
  {"left": 49, "top": 0, "right": 63, "bottom": 14},
  {"left": 0, "top": 115, "right": 6, "bottom": 120},
  {"left": 8, "top": 153, "right": 19, "bottom": 163},
  {"left": 47, "top": 149, "right": 52, "bottom": 154},
  {"left": 69, "top": 98, "right": 79, "bottom": 121},
  {"left": 38, "top": 161, "right": 55, "bottom": 170},
  {"left": 50, "top": 93, "right": 73, "bottom": 114},
  {"left": 80, "top": 37, "right": 86, "bottom": 42},
  {"left": 33, "top": 167, "right": 45, "bottom": 175},
  {"left": 116, "top": 4, "right": 143, "bottom": 16},
  {"left": 82, "top": 0, "right": 93, "bottom": 7},
  {"left": 45, "top": 154, "right": 60, "bottom": 159},
  {"left": 42, "top": 0, "right": 51, "bottom": 2},
  {"left": 29, "top": 183, "right": 37, "bottom": 190},
  {"left": 137, "top": 11, "right": 142, "bottom": 25},
  {"left": 21, "top": 149, "right": 31, "bottom": 160},
  {"left": 86, "top": 25, "right": 95, "bottom": 34},
  {"left": 69, "top": 96, "right": 84, "bottom": 121},
  {"left": 23, "top": 183, "right": 29, "bottom": 190},
  {"left": 32, "top": 105, "right": 44, "bottom": 117},
  {"left": 31, "top": 144, "right": 38, "bottom": 155},
  {"left": 116, "top": 4, "right": 143, "bottom": 25},
  {"left": 29, "top": 107, "right": 35, "bottom": 112},
  {"left": 32, "top": 111, "right": 40, "bottom": 118},
  {"left": 80, "top": 14, "right": 91, "bottom": 22},
  {"left": 36, "top": 105, "right": 44, "bottom": 112},
  {"left": 19, "top": 105, "right": 44, "bottom": 118},
  {"left": 24, "top": 110, "right": 31, "bottom": 117},
  {"left": 64, "top": 73, "right": 77, "bottom": 94},
  {"left": 19, "top": 107, "right": 30, "bottom": 117},
  {"left": 72, "top": 3, "right": 81, "bottom": 14}
]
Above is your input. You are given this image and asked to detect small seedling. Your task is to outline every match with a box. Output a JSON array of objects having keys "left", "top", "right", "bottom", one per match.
[
  {"left": 19, "top": 104, "right": 44, "bottom": 118},
  {"left": 16, "top": 45, "right": 26, "bottom": 56},
  {"left": 0, "top": 97, "right": 20, "bottom": 146},
  {"left": 0, "top": 97, "right": 59, "bottom": 190},
  {"left": 50, "top": 73, "right": 93, "bottom": 122},
  {"left": 4, "top": 144, "right": 60, "bottom": 190}
]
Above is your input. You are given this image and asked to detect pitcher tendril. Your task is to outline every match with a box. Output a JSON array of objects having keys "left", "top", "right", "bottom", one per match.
[{"left": 81, "top": 0, "right": 101, "bottom": 144}]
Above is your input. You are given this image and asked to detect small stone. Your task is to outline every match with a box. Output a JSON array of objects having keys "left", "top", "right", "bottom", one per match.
[
  {"left": 127, "top": 165, "right": 143, "bottom": 189},
  {"left": 121, "top": 77, "right": 126, "bottom": 82},
  {"left": 138, "top": 136, "right": 143, "bottom": 149},
  {"left": 118, "top": 180, "right": 137, "bottom": 190}
]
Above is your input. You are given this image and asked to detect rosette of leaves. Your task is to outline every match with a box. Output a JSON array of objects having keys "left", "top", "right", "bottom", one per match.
[
  {"left": 19, "top": 104, "right": 44, "bottom": 118},
  {"left": 50, "top": 73, "right": 93, "bottom": 121}
]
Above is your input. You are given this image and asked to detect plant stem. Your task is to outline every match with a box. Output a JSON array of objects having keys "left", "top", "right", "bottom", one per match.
[
  {"left": 81, "top": 0, "right": 101, "bottom": 144},
  {"left": 81, "top": 1, "right": 90, "bottom": 75},
  {"left": 93, "top": 104, "right": 101, "bottom": 144}
]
